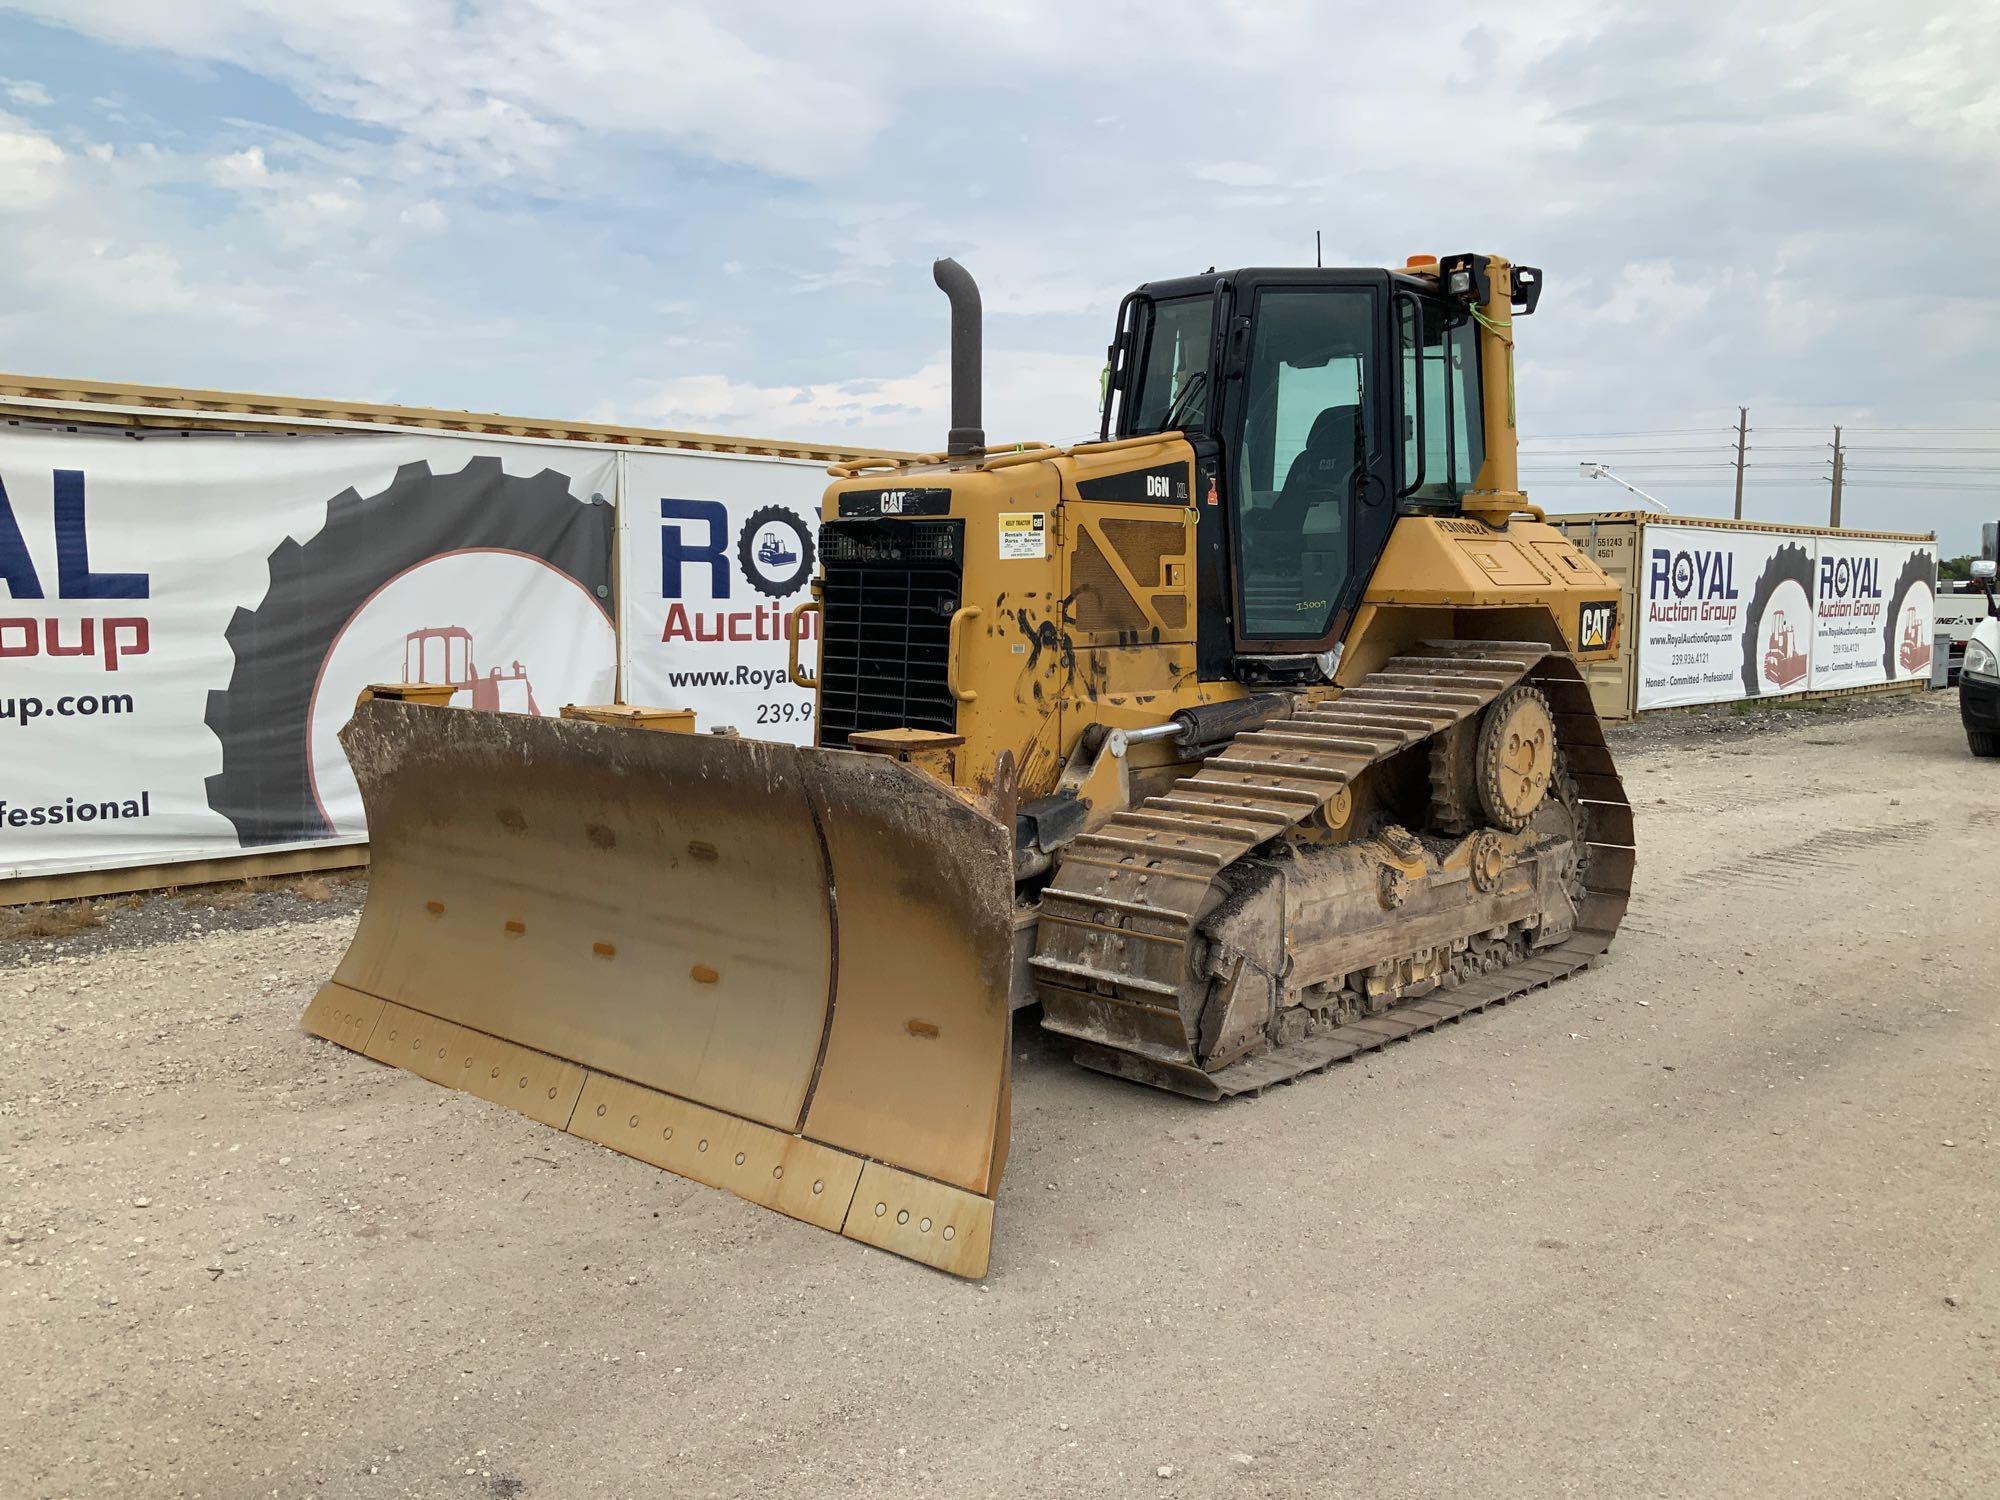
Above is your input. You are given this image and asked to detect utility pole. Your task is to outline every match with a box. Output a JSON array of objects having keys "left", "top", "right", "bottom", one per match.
[
  {"left": 1732, "top": 407, "right": 1748, "bottom": 520},
  {"left": 1829, "top": 425, "right": 1844, "bottom": 528}
]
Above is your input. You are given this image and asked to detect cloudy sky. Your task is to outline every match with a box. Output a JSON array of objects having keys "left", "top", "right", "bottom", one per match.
[{"left": 1, "top": 1, "right": 1994, "bottom": 547}]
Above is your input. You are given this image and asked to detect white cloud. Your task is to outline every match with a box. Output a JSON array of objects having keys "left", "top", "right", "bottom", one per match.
[
  {"left": 0, "top": 116, "right": 407, "bottom": 366},
  {"left": 399, "top": 199, "right": 447, "bottom": 233},
  {"left": 58, "top": 241, "right": 209, "bottom": 314},
  {"left": 609, "top": 363, "right": 947, "bottom": 448},
  {"left": 606, "top": 350, "right": 1104, "bottom": 450},
  {"left": 4, "top": 78, "right": 53, "bottom": 107},
  {"left": 7, "top": 0, "right": 890, "bottom": 181},
  {"left": 200, "top": 139, "right": 413, "bottom": 252},
  {"left": 0, "top": 113, "right": 63, "bottom": 206},
  {"left": 208, "top": 145, "right": 273, "bottom": 190},
  {"left": 0, "top": 0, "right": 1995, "bottom": 544},
  {"left": 1194, "top": 162, "right": 1279, "bottom": 189},
  {"left": 1581, "top": 260, "right": 1723, "bottom": 329}
]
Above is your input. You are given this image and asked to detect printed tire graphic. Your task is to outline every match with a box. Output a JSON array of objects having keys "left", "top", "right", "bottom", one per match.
[
  {"left": 204, "top": 457, "right": 613, "bottom": 846},
  {"left": 1880, "top": 549, "right": 1935, "bottom": 680},
  {"left": 736, "top": 504, "right": 815, "bottom": 599},
  {"left": 1739, "top": 542, "right": 1815, "bottom": 697}
]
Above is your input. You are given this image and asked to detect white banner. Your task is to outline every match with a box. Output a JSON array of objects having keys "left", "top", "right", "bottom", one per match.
[
  {"left": 618, "top": 450, "right": 823, "bottom": 742},
  {"left": 1, "top": 430, "right": 618, "bottom": 879},
  {"left": 1634, "top": 522, "right": 1935, "bottom": 711},
  {"left": 1809, "top": 537, "right": 1936, "bottom": 690},
  {"left": 1635, "top": 525, "right": 1809, "bottom": 710}
]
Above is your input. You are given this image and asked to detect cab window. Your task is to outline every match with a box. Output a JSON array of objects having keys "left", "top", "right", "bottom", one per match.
[
  {"left": 1232, "top": 287, "right": 1376, "bottom": 641},
  {"left": 1400, "top": 297, "right": 1483, "bottom": 501},
  {"left": 1125, "top": 297, "right": 1215, "bottom": 434}
]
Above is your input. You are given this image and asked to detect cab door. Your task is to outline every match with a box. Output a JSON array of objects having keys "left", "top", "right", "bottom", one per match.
[{"left": 1220, "top": 278, "right": 1394, "bottom": 654}]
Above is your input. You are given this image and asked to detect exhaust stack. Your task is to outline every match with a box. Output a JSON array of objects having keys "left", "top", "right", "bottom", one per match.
[{"left": 933, "top": 257, "right": 984, "bottom": 456}]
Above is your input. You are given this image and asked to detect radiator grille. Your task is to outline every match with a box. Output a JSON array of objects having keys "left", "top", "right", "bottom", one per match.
[
  {"left": 816, "top": 520, "right": 964, "bottom": 747},
  {"left": 1069, "top": 528, "right": 1146, "bottom": 634},
  {"left": 1099, "top": 519, "right": 1183, "bottom": 586},
  {"left": 1071, "top": 520, "right": 1186, "bottom": 635}
]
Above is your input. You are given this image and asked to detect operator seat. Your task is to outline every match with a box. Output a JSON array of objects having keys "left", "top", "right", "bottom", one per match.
[
  {"left": 1244, "top": 404, "right": 1361, "bottom": 547},
  {"left": 1277, "top": 405, "right": 1361, "bottom": 523}
]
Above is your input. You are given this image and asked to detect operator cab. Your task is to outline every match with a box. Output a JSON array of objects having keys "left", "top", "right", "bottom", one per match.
[{"left": 1102, "top": 258, "right": 1539, "bottom": 672}]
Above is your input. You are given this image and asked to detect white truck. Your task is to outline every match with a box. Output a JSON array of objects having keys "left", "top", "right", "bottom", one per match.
[
  {"left": 1936, "top": 586, "right": 1992, "bottom": 684},
  {"left": 1964, "top": 523, "right": 1999, "bottom": 758}
]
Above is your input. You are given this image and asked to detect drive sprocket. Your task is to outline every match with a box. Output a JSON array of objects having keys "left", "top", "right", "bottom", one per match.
[{"left": 1476, "top": 684, "right": 1555, "bottom": 833}]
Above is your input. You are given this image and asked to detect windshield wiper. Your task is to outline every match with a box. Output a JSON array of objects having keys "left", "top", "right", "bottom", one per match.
[{"left": 1162, "top": 370, "right": 1208, "bottom": 432}]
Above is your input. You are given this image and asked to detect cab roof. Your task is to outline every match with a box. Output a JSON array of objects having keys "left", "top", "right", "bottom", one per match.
[{"left": 1129, "top": 267, "right": 1435, "bottom": 301}]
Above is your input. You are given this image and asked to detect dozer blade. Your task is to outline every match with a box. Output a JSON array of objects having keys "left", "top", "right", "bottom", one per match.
[{"left": 304, "top": 698, "right": 1015, "bottom": 1276}]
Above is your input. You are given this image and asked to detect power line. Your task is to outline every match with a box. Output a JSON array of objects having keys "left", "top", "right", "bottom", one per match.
[
  {"left": 1757, "top": 425, "right": 2000, "bottom": 435},
  {"left": 1531, "top": 460, "right": 2000, "bottom": 475},
  {"left": 1517, "top": 426, "right": 1731, "bottom": 440},
  {"left": 1522, "top": 407, "right": 2000, "bottom": 519},
  {"left": 1739, "top": 446, "right": 2000, "bottom": 456},
  {"left": 1522, "top": 463, "right": 1735, "bottom": 472},
  {"left": 1837, "top": 445, "right": 2000, "bottom": 454},
  {"left": 1832, "top": 484, "right": 2000, "bottom": 496},
  {"left": 1520, "top": 444, "right": 1730, "bottom": 455},
  {"left": 1530, "top": 441, "right": 2000, "bottom": 455},
  {"left": 1532, "top": 423, "right": 2000, "bottom": 440},
  {"left": 1529, "top": 462, "right": 1830, "bottom": 471},
  {"left": 1528, "top": 444, "right": 2000, "bottom": 458}
]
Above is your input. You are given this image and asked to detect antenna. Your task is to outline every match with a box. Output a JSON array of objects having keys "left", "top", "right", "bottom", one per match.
[{"left": 1315, "top": 230, "right": 1322, "bottom": 268}]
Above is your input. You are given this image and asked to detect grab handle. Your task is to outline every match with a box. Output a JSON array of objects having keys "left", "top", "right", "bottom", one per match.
[
  {"left": 787, "top": 600, "right": 822, "bottom": 690},
  {"left": 947, "top": 605, "right": 984, "bottom": 703}
]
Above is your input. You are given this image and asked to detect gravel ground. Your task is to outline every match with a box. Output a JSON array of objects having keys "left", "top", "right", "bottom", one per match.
[
  {"left": 1604, "top": 682, "right": 1930, "bottom": 751},
  {"left": 2, "top": 693, "right": 1994, "bottom": 1499},
  {"left": 0, "top": 879, "right": 368, "bottom": 970}
]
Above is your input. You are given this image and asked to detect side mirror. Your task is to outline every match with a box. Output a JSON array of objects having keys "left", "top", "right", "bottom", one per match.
[{"left": 1974, "top": 559, "right": 1999, "bottom": 619}]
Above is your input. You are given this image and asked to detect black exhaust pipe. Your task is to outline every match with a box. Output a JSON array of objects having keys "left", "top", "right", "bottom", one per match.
[{"left": 933, "top": 257, "right": 984, "bottom": 457}]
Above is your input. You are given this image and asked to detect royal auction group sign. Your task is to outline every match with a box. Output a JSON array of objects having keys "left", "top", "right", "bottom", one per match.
[
  {"left": 1635, "top": 522, "right": 1935, "bottom": 711},
  {"left": 0, "top": 427, "right": 824, "bottom": 882}
]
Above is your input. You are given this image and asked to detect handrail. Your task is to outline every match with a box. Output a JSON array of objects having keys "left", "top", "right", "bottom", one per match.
[
  {"left": 979, "top": 444, "right": 1062, "bottom": 472},
  {"left": 825, "top": 454, "right": 938, "bottom": 479},
  {"left": 1057, "top": 431, "right": 1185, "bottom": 460},
  {"left": 947, "top": 605, "right": 984, "bottom": 703},
  {"left": 786, "top": 600, "right": 822, "bottom": 689}
]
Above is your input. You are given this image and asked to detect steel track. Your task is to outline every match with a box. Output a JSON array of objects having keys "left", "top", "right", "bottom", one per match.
[{"left": 1031, "top": 641, "right": 1635, "bottom": 1098}]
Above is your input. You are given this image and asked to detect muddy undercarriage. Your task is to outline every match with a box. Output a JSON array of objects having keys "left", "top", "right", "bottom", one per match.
[{"left": 1032, "top": 643, "right": 1635, "bottom": 1098}]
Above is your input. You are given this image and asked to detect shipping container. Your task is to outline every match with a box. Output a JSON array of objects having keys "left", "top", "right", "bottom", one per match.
[{"left": 1547, "top": 511, "right": 1937, "bottom": 720}]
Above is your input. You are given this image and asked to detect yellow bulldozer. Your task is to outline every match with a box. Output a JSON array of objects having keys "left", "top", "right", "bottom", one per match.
[{"left": 304, "top": 253, "right": 1634, "bottom": 1277}]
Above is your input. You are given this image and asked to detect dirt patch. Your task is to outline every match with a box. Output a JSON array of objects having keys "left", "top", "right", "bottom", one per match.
[{"left": 0, "top": 902, "right": 110, "bottom": 942}]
